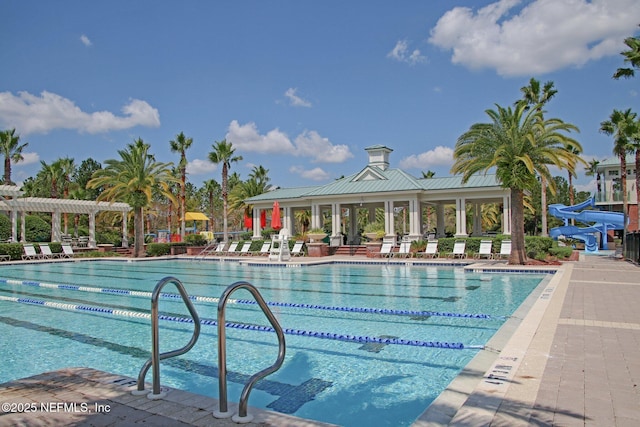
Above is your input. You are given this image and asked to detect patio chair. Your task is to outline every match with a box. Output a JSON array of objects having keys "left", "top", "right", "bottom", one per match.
[
  {"left": 417, "top": 240, "right": 439, "bottom": 258},
  {"left": 22, "top": 244, "right": 42, "bottom": 260},
  {"left": 447, "top": 240, "right": 467, "bottom": 259},
  {"left": 224, "top": 241, "right": 239, "bottom": 255},
  {"left": 496, "top": 240, "right": 511, "bottom": 259},
  {"left": 239, "top": 242, "right": 253, "bottom": 256},
  {"left": 253, "top": 241, "right": 271, "bottom": 256},
  {"left": 393, "top": 240, "right": 412, "bottom": 258},
  {"left": 39, "top": 243, "right": 60, "bottom": 259},
  {"left": 291, "top": 241, "right": 305, "bottom": 257},
  {"left": 373, "top": 242, "right": 394, "bottom": 258},
  {"left": 61, "top": 244, "right": 75, "bottom": 258},
  {"left": 210, "top": 241, "right": 227, "bottom": 255},
  {"left": 474, "top": 240, "right": 493, "bottom": 259}
]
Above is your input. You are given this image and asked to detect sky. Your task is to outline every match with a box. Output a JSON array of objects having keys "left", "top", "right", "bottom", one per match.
[{"left": 2, "top": 0, "right": 640, "bottom": 194}]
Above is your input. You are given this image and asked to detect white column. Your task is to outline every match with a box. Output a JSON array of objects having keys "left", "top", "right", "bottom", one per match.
[
  {"left": 384, "top": 200, "right": 394, "bottom": 237},
  {"left": 455, "top": 197, "right": 467, "bottom": 237},
  {"left": 349, "top": 205, "right": 357, "bottom": 243},
  {"left": 330, "top": 202, "right": 342, "bottom": 246},
  {"left": 20, "top": 212, "right": 26, "bottom": 243},
  {"left": 408, "top": 198, "right": 421, "bottom": 239},
  {"left": 10, "top": 210, "right": 17, "bottom": 242},
  {"left": 283, "top": 206, "right": 292, "bottom": 234},
  {"left": 252, "top": 207, "right": 261, "bottom": 239},
  {"left": 502, "top": 195, "right": 511, "bottom": 235},
  {"left": 89, "top": 212, "right": 97, "bottom": 248},
  {"left": 311, "top": 203, "right": 322, "bottom": 229},
  {"left": 52, "top": 210, "right": 62, "bottom": 242}
]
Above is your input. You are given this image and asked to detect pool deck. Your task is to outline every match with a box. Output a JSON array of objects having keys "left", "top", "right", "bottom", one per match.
[{"left": 1, "top": 254, "right": 638, "bottom": 426}]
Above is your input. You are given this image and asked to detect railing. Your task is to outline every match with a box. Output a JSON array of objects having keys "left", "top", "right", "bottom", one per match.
[
  {"left": 625, "top": 232, "right": 640, "bottom": 265},
  {"left": 213, "top": 281, "right": 286, "bottom": 423},
  {"left": 132, "top": 276, "right": 201, "bottom": 399}
]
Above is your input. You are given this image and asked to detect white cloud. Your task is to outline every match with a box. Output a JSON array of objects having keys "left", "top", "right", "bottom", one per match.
[
  {"left": 289, "top": 165, "right": 331, "bottom": 181},
  {"left": 187, "top": 158, "right": 217, "bottom": 175},
  {"left": 0, "top": 91, "right": 160, "bottom": 135},
  {"left": 399, "top": 146, "right": 454, "bottom": 169},
  {"left": 226, "top": 120, "right": 353, "bottom": 163},
  {"left": 13, "top": 152, "right": 39, "bottom": 166},
  {"left": 387, "top": 40, "right": 427, "bottom": 65},
  {"left": 284, "top": 88, "right": 312, "bottom": 107},
  {"left": 80, "top": 34, "right": 92, "bottom": 47},
  {"left": 226, "top": 120, "right": 295, "bottom": 154},
  {"left": 429, "top": 0, "right": 640, "bottom": 76},
  {"left": 294, "top": 130, "right": 353, "bottom": 163}
]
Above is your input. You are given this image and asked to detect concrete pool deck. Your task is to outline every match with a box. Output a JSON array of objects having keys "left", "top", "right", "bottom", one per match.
[{"left": 0, "top": 254, "right": 638, "bottom": 426}]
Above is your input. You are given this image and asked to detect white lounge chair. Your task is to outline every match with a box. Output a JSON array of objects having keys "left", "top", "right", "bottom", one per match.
[
  {"left": 374, "top": 242, "right": 394, "bottom": 258},
  {"left": 239, "top": 242, "right": 253, "bottom": 256},
  {"left": 417, "top": 240, "right": 439, "bottom": 258},
  {"left": 253, "top": 242, "right": 271, "bottom": 256},
  {"left": 60, "top": 243, "right": 75, "bottom": 258},
  {"left": 22, "top": 244, "right": 41, "bottom": 260},
  {"left": 474, "top": 240, "right": 493, "bottom": 259},
  {"left": 39, "top": 243, "right": 60, "bottom": 259},
  {"left": 393, "top": 240, "right": 412, "bottom": 258},
  {"left": 448, "top": 241, "right": 467, "bottom": 259},
  {"left": 224, "top": 241, "right": 239, "bottom": 255},
  {"left": 291, "top": 241, "right": 305, "bottom": 257},
  {"left": 496, "top": 240, "right": 511, "bottom": 259}
]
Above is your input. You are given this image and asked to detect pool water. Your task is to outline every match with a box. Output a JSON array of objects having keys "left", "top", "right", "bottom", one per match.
[{"left": 0, "top": 260, "right": 546, "bottom": 426}]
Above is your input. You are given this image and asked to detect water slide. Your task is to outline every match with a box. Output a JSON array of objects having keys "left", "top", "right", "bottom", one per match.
[{"left": 548, "top": 196, "right": 625, "bottom": 252}]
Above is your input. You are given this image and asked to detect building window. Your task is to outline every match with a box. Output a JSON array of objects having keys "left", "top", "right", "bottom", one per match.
[{"left": 608, "top": 170, "right": 619, "bottom": 176}]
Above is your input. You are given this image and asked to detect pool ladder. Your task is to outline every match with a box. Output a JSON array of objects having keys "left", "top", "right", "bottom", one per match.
[{"left": 132, "top": 276, "right": 286, "bottom": 424}]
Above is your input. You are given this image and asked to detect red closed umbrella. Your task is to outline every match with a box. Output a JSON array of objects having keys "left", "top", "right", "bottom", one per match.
[
  {"left": 271, "top": 201, "right": 282, "bottom": 230},
  {"left": 260, "top": 210, "right": 267, "bottom": 228},
  {"left": 244, "top": 212, "right": 253, "bottom": 229}
]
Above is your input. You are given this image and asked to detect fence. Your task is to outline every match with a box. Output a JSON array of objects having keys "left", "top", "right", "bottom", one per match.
[{"left": 625, "top": 232, "right": 640, "bottom": 265}]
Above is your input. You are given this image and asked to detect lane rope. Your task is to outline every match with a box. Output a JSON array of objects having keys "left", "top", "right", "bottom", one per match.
[
  {"left": 0, "top": 295, "right": 482, "bottom": 350},
  {"left": 0, "top": 278, "right": 503, "bottom": 320}
]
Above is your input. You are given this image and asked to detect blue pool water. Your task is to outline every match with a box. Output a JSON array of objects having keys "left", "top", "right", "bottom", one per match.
[{"left": 0, "top": 259, "right": 547, "bottom": 426}]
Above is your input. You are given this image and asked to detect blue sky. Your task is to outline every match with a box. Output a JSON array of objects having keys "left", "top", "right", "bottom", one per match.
[{"left": 2, "top": 0, "right": 639, "bottom": 193}]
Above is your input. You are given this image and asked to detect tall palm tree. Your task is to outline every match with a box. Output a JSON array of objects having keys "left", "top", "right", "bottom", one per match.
[
  {"left": 169, "top": 132, "right": 193, "bottom": 240},
  {"left": 87, "top": 138, "right": 178, "bottom": 257},
  {"left": 208, "top": 139, "right": 243, "bottom": 242},
  {"left": 248, "top": 165, "right": 270, "bottom": 187},
  {"left": 519, "top": 78, "right": 558, "bottom": 236},
  {"left": 452, "top": 102, "right": 581, "bottom": 264},
  {"left": 0, "top": 129, "right": 28, "bottom": 185},
  {"left": 600, "top": 109, "right": 638, "bottom": 242},
  {"left": 613, "top": 30, "right": 640, "bottom": 79},
  {"left": 202, "top": 179, "right": 220, "bottom": 233},
  {"left": 40, "top": 160, "right": 63, "bottom": 198},
  {"left": 55, "top": 157, "right": 76, "bottom": 234}
]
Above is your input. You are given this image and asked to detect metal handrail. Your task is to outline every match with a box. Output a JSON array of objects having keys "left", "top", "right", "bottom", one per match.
[
  {"left": 132, "top": 276, "right": 201, "bottom": 399},
  {"left": 213, "top": 281, "right": 286, "bottom": 422}
]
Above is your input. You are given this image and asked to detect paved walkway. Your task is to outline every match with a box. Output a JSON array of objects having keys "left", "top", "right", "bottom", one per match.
[{"left": 1, "top": 255, "right": 638, "bottom": 426}]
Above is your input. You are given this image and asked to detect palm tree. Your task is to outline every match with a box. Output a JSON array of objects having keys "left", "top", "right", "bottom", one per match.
[
  {"left": 40, "top": 160, "right": 63, "bottom": 198},
  {"left": 55, "top": 157, "right": 76, "bottom": 234},
  {"left": 519, "top": 78, "right": 558, "bottom": 236},
  {"left": 1, "top": 129, "right": 28, "bottom": 185},
  {"left": 208, "top": 139, "right": 243, "bottom": 242},
  {"left": 248, "top": 165, "right": 270, "bottom": 187},
  {"left": 600, "top": 109, "right": 638, "bottom": 244},
  {"left": 169, "top": 132, "right": 193, "bottom": 240},
  {"left": 202, "top": 179, "right": 220, "bottom": 233},
  {"left": 613, "top": 30, "right": 640, "bottom": 79},
  {"left": 452, "top": 102, "right": 581, "bottom": 264},
  {"left": 87, "top": 138, "right": 178, "bottom": 257}
]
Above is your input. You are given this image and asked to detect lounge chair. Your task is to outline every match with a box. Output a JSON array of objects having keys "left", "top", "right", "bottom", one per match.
[
  {"left": 61, "top": 244, "right": 75, "bottom": 258},
  {"left": 291, "top": 241, "right": 305, "bottom": 257},
  {"left": 447, "top": 241, "right": 467, "bottom": 259},
  {"left": 211, "top": 241, "right": 227, "bottom": 255},
  {"left": 39, "top": 243, "right": 60, "bottom": 259},
  {"left": 417, "top": 240, "right": 439, "bottom": 258},
  {"left": 239, "top": 242, "right": 253, "bottom": 256},
  {"left": 393, "top": 240, "right": 412, "bottom": 258},
  {"left": 224, "top": 241, "right": 239, "bottom": 255},
  {"left": 374, "top": 242, "right": 394, "bottom": 258},
  {"left": 253, "top": 241, "right": 271, "bottom": 256},
  {"left": 496, "top": 240, "right": 511, "bottom": 259},
  {"left": 22, "top": 244, "right": 41, "bottom": 260},
  {"left": 474, "top": 240, "right": 493, "bottom": 259}
]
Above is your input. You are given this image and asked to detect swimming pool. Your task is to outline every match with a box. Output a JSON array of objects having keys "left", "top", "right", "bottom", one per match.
[{"left": 0, "top": 259, "right": 548, "bottom": 426}]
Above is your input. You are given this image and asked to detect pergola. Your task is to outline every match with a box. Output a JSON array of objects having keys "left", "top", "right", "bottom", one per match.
[
  {"left": 245, "top": 145, "right": 511, "bottom": 246},
  {"left": 0, "top": 185, "right": 131, "bottom": 248}
]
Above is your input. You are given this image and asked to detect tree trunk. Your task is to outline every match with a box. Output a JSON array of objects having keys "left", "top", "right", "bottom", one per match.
[
  {"left": 180, "top": 169, "right": 186, "bottom": 239},
  {"left": 636, "top": 151, "right": 640, "bottom": 231},
  {"left": 540, "top": 176, "right": 548, "bottom": 237},
  {"left": 222, "top": 164, "right": 229, "bottom": 242},
  {"left": 134, "top": 206, "right": 145, "bottom": 258},
  {"left": 4, "top": 157, "right": 11, "bottom": 185},
  {"left": 509, "top": 188, "right": 527, "bottom": 265}
]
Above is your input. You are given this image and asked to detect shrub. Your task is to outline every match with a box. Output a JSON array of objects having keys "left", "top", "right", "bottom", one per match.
[
  {"left": 147, "top": 243, "right": 171, "bottom": 256},
  {"left": 23, "top": 215, "right": 51, "bottom": 242},
  {"left": 0, "top": 243, "right": 24, "bottom": 260},
  {"left": 184, "top": 233, "right": 206, "bottom": 246}
]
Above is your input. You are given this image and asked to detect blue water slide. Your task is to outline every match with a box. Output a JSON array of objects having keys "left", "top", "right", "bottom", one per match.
[{"left": 548, "top": 196, "right": 625, "bottom": 252}]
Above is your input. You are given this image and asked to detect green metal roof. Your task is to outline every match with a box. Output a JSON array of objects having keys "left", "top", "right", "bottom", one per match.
[
  {"left": 597, "top": 155, "right": 635, "bottom": 168},
  {"left": 245, "top": 167, "right": 503, "bottom": 204}
]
